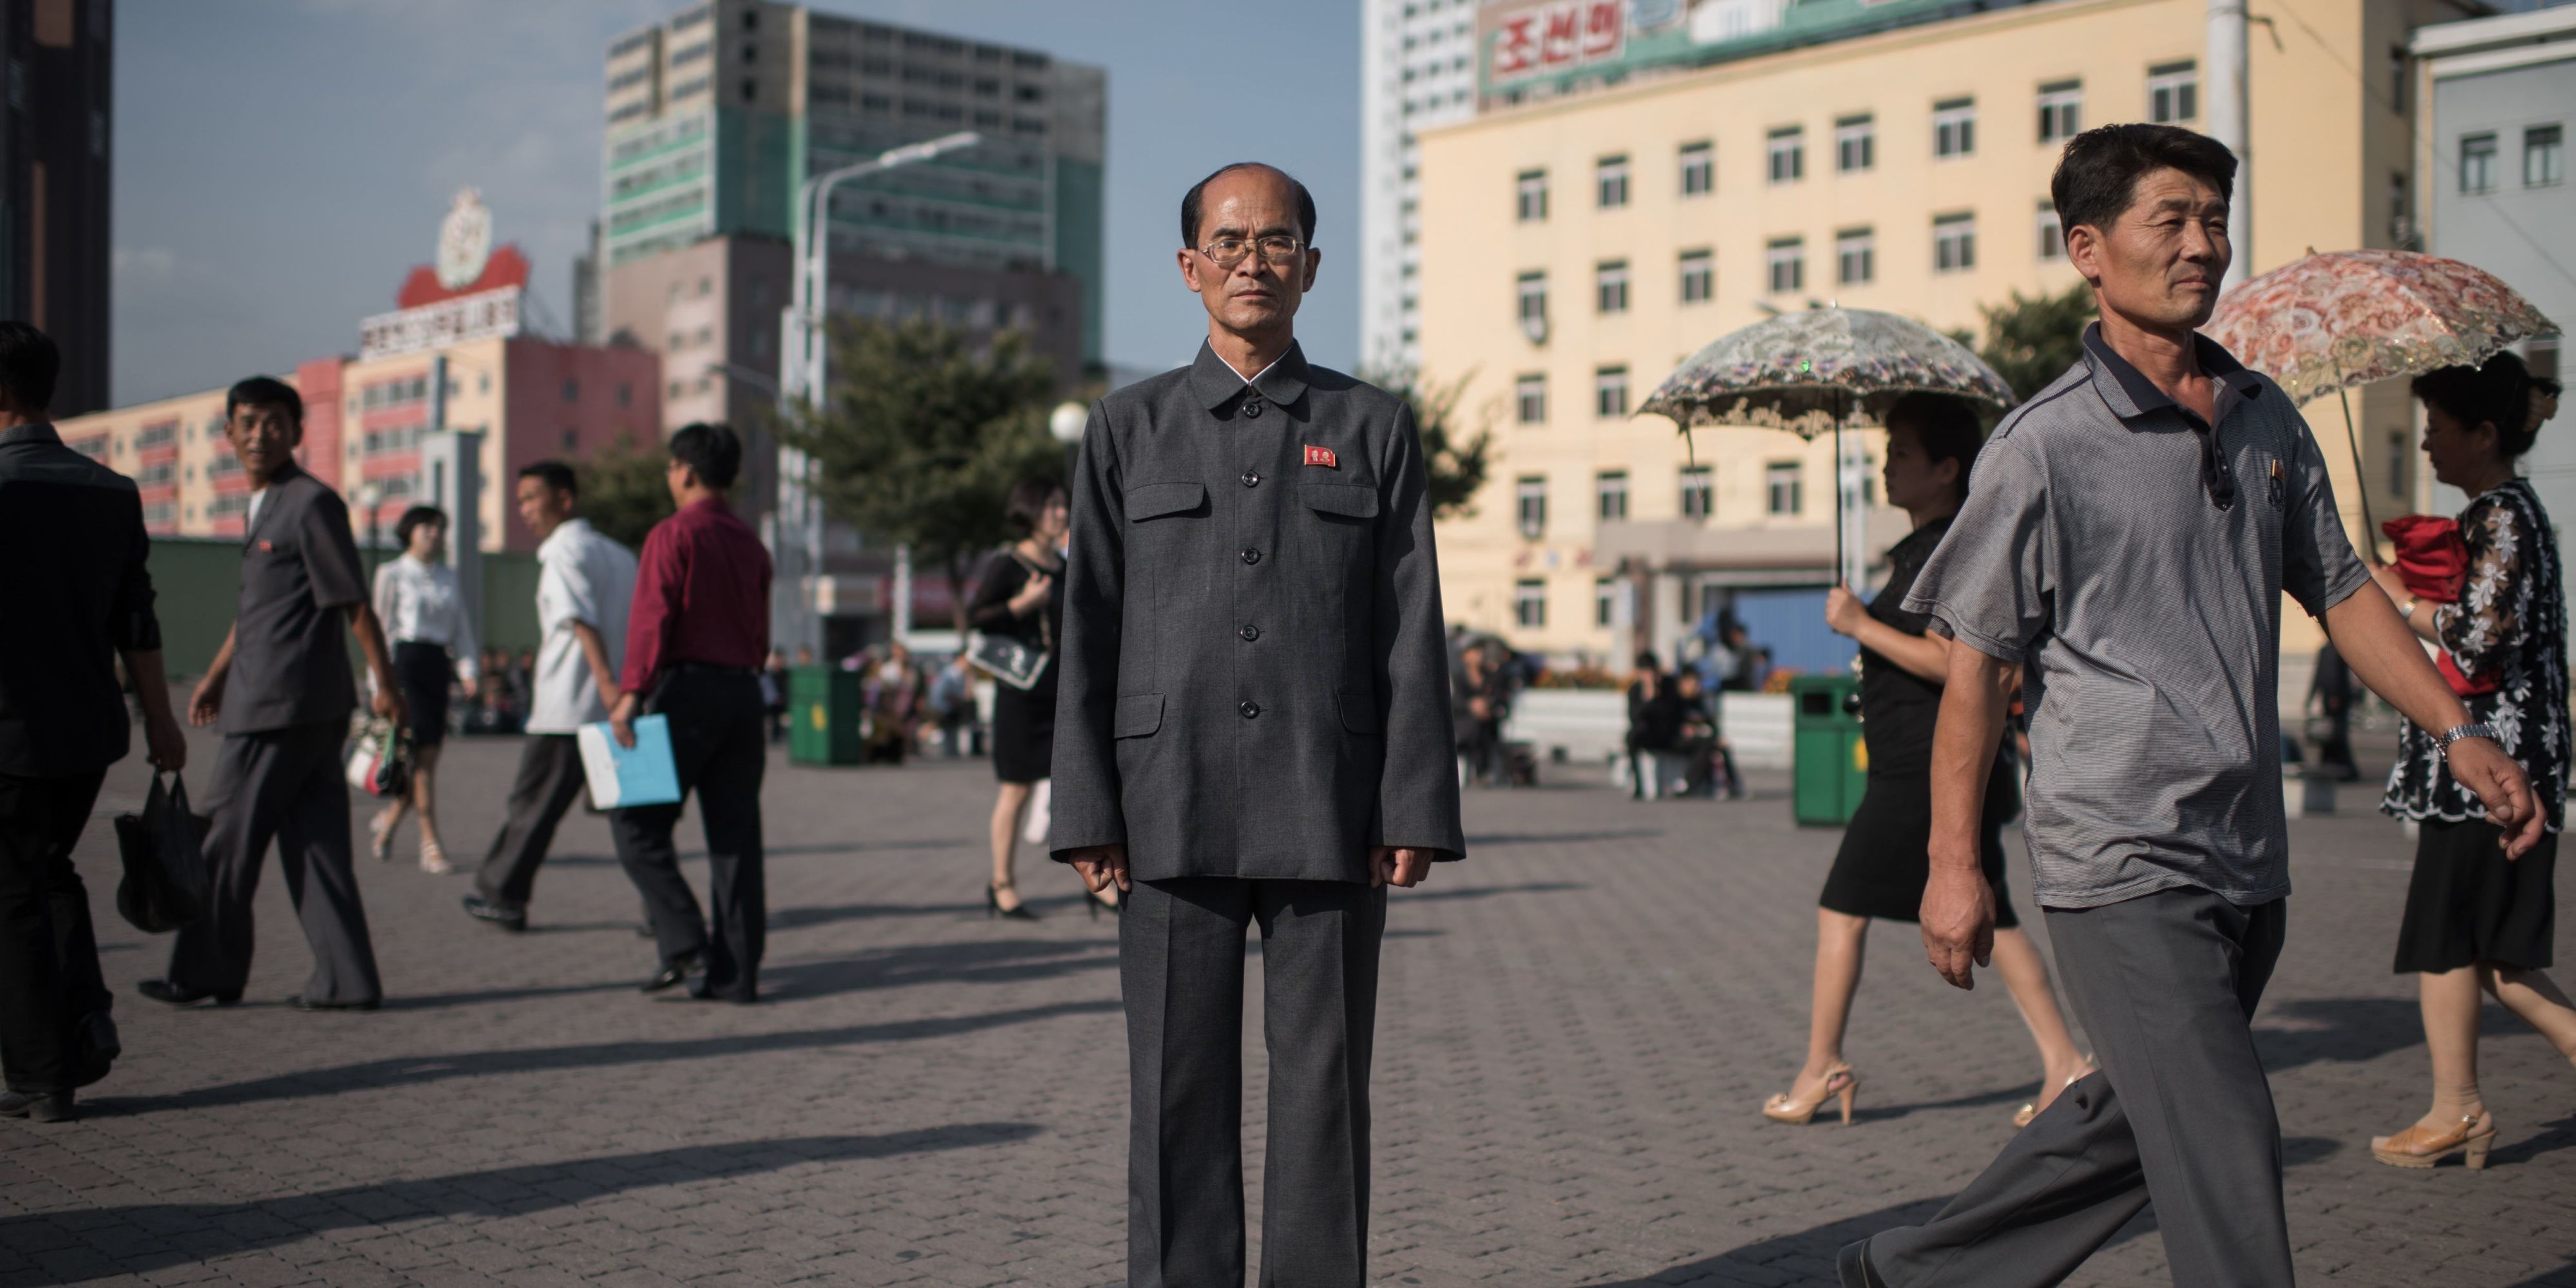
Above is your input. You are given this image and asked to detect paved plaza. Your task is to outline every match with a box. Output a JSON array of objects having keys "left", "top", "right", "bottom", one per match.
[{"left": 3, "top": 725, "right": 2573, "bottom": 1287}]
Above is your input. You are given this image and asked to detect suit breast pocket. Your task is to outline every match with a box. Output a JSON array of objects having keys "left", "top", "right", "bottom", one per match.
[{"left": 1126, "top": 482, "right": 1208, "bottom": 607}]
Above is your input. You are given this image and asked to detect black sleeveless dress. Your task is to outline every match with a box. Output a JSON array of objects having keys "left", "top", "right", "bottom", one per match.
[
  {"left": 966, "top": 547, "right": 1065, "bottom": 785},
  {"left": 1817, "top": 518, "right": 2021, "bottom": 927}
]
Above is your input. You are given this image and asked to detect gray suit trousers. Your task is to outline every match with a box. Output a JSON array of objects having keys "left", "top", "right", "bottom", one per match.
[
  {"left": 473, "top": 734, "right": 587, "bottom": 909},
  {"left": 1123, "top": 876, "right": 1385, "bottom": 1288},
  {"left": 1864, "top": 887, "right": 2291, "bottom": 1288},
  {"left": 167, "top": 721, "right": 383, "bottom": 1006}
]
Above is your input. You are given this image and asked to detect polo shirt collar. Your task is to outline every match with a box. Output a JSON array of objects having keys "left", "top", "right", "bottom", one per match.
[
  {"left": 2080, "top": 321, "right": 2264, "bottom": 429},
  {"left": 1188, "top": 339, "right": 1311, "bottom": 412},
  {"left": 0, "top": 422, "right": 60, "bottom": 447}
]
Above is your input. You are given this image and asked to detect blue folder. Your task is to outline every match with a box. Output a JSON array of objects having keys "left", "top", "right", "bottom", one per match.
[{"left": 576, "top": 715, "right": 683, "bottom": 808}]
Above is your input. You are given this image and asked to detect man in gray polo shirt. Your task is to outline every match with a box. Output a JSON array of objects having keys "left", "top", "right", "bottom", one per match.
[{"left": 1841, "top": 126, "right": 2541, "bottom": 1288}]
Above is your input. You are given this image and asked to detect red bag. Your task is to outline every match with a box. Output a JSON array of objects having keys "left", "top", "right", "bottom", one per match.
[{"left": 2380, "top": 515, "right": 2499, "bottom": 697}]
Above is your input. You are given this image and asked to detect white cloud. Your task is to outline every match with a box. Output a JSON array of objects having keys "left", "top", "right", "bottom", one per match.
[{"left": 113, "top": 246, "right": 178, "bottom": 281}]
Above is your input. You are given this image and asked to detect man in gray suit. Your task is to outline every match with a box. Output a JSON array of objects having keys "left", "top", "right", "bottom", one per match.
[{"left": 1051, "top": 162, "right": 1465, "bottom": 1288}]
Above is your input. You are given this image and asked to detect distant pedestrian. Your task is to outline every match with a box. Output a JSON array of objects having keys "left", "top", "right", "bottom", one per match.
[
  {"left": 1671, "top": 668, "right": 1739, "bottom": 797},
  {"left": 144, "top": 375, "right": 404, "bottom": 1013},
  {"left": 966, "top": 477, "right": 1108, "bottom": 917},
  {"left": 927, "top": 653, "right": 975, "bottom": 759},
  {"left": 1770, "top": 392, "right": 2089, "bottom": 1132},
  {"left": 462, "top": 460, "right": 638, "bottom": 933},
  {"left": 0, "top": 322, "right": 189, "bottom": 1122},
  {"left": 2306, "top": 642, "right": 2361, "bottom": 781},
  {"left": 1625, "top": 651, "right": 1681, "bottom": 799},
  {"left": 1452, "top": 644, "right": 1504, "bottom": 786},
  {"left": 368, "top": 504, "right": 478, "bottom": 873},
  {"left": 608, "top": 423, "right": 772, "bottom": 1003},
  {"left": 2367, "top": 352, "right": 2576, "bottom": 1168},
  {"left": 761, "top": 649, "right": 790, "bottom": 744},
  {"left": 861, "top": 641, "right": 923, "bottom": 765}
]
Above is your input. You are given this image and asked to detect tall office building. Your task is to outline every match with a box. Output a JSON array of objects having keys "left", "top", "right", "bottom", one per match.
[
  {"left": 1359, "top": 0, "right": 1485, "bottom": 376},
  {"left": 599, "top": 0, "right": 1105, "bottom": 367},
  {"left": 2, "top": 0, "right": 112, "bottom": 416}
]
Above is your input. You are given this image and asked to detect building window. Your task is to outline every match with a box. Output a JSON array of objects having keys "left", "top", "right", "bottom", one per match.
[
  {"left": 1679, "top": 249, "right": 1714, "bottom": 303},
  {"left": 1515, "top": 579, "right": 1548, "bottom": 628},
  {"left": 1767, "top": 127, "right": 1804, "bottom": 184},
  {"left": 1680, "top": 140, "right": 1714, "bottom": 196},
  {"left": 2037, "top": 80, "right": 2082, "bottom": 142},
  {"left": 1517, "top": 477, "right": 1548, "bottom": 538},
  {"left": 1517, "top": 271, "right": 1548, "bottom": 333},
  {"left": 2389, "top": 44, "right": 2409, "bottom": 114},
  {"left": 1516, "top": 168, "right": 1548, "bottom": 221},
  {"left": 2386, "top": 429, "right": 2409, "bottom": 499},
  {"left": 1595, "top": 577, "right": 1620, "bottom": 628},
  {"left": 1934, "top": 213, "right": 1976, "bottom": 272},
  {"left": 1766, "top": 460, "right": 1803, "bottom": 516},
  {"left": 1680, "top": 466, "right": 1713, "bottom": 520},
  {"left": 2526, "top": 125, "right": 2564, "bottom": 188},
  {"left": 2461, "top": 133, "right": 2497, "bottom": 193},
  {"left": 2147, "top": 61, "right": 2198, "bottom": 123},
  {"left": 1596, "top": 366, "right": 1631, "bottom": 419},
  {"left": 1597, "top": 471, "right": 1630, "bottom": 521},
  {"left": 1516, "top": 374, "right": 1547, "bottom": 424},
  {"left": 1835, "top": 115, "right": 1875, "bottom": 173},
  {"left": 1934, "top": 97, "right": 1976, "bottom": 158},
  {"left": 1596, "top": 260, "right": 1630, "bottom": 314},
  {"left": 1596, "top": 155, "right": 1630, "bottom": 208},
  {"left": 1766, "top": 238, "right": 1804, "bottom": 294},
  {"left": 562, "top": 379, "right": 580, "bottom": 402},
  {"left": 2037, "top": 202, "right": 2064, "bottom": 260},
  {"left": 1837, "top": 228, "right": 1875, "bottom": 285}
]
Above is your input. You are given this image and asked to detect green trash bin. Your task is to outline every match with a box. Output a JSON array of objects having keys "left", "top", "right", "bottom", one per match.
[
  {"left": 787, "top": 665, "right": 865, "bottom": 766},
  {"left": 1790, "top": 674, "right": 1868, "bottom": 827}
]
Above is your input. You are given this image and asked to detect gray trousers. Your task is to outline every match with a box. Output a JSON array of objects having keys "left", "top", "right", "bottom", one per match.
[
  {"left": 473, "top": 734, "right": 587, "bottom": 909},
  {"left": 167, "top": 721, "right": 383, "bottom": 1006},
  {"left": 1122, "top": 876, "right": 1386, "bottom": 1288},
  {"left": 1864, "top": 887, "right": 2292, "bottom": 1288}
]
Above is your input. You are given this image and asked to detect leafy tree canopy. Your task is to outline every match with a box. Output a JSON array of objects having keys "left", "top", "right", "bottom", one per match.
[{"left": 1361, "top": 365, "right": 1494, "bottom": 520}]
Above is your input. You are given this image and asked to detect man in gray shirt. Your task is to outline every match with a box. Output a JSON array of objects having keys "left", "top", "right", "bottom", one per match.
[
  {"left": 1052, "top": 162, "right": 1464, "bottom": 1287},
  {"left": 1841, "top": 126, "right": 2541, "bottom": 1288}
]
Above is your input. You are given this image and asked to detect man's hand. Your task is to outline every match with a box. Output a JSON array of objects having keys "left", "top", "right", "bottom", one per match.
[
  {"left": 2448, "top": 737, "right": 2547, "bottom": 858},
  {"left": 1823, "top": 584, "right": 1868, "bottom": 638},
  {"left": 187, "top": 672, "right": 225, "bottom": 726},
  {"left": 1372, "top": 846, "right": 1434, "bottom": 889},
  {"left": 144, "top": 710, "right": 188, "bottom": 772},
  {"left": 609, "top": 690, "right": 642, "bottom": 750},
  {"left": 372, "top": 683, "right": 408, "bottom": 728},
  {"left": 1919, "top": 857, "right": 1995, "bottom": 989},
  {"left": 1068, "top": 844, "right": 1130, "bottom": 894}
]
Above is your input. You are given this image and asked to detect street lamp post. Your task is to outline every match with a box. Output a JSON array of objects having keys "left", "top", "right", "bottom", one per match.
[{"left": 774, "top": 129, "right": 982, "bottom": 659}]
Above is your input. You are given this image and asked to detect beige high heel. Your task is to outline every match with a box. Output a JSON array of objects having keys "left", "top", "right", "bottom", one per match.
[
  {"left": 419, "top": 838, "right": 453, "bottom": 875},
  {"left": 2371, "top": 1111, "right": 2497, "bottom": 1170},
  {"left": 1764, "top": 1063, "right": 1860, "bottom": 1126},
  {"left": 2013, "top": 1060, "right": 2098, "bottom": 1128}
]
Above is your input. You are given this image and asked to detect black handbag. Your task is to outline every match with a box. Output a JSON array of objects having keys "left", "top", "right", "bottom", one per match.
[
  {"left": 112, "top": 772, "right": 209, "bottom": 934},
  {"left": 967, "top": 551, "right": 1056, "bottom": 692}
]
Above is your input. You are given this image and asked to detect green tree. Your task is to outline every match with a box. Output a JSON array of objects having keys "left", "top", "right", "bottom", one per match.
[
  {"left": 1952, "top": 283, "right": 2098, "bottom": 404},
  {"left": 779, "top": 318, "right": 1061, "bottom": 630},
  {"left": 1363, "top": 366, "right": 1494, "bottom": 520},
  {"left": 577, "top": 435, "right": 674, "bottom": 551}
]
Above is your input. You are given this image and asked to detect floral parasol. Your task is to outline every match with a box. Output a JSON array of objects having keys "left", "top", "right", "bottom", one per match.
[
  {"left": 2201, "top": 249, "right": 2556, "bottom": 403},
  {"left": 1639, "top": 307, "right": 2016, "bottom": 439}
]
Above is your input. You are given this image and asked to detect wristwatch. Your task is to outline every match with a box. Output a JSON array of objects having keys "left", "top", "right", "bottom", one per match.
[
  {"left": 2435, "top": 722, "right": 2499, "bottom": 753},
  {"left": 2400, "top": 596, "right": 2420, "bottom": 622}
]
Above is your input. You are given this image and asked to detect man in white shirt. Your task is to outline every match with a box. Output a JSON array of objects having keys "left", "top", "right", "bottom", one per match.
[{"left": 464, "top": 461, "right": 639, "bottom": 932}]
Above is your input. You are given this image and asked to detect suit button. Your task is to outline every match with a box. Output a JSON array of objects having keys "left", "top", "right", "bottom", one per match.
[
  {"left": 1240, "top": 548, "right": 1260, "bottom": 565},
  {"left": 1239, "top": 700, "right": 1261, "bottom": 719},
  {"left": 1238, "top": 624, "right": 1260, "bottom": 642},
  {"left": 1243, "top": 397, "right": 1264, "bottom": 419},
  {"left": 1241, "top": 470, "right": 1261, "bottom": 488}
]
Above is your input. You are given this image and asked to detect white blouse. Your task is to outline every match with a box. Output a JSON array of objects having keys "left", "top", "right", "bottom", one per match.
[{"left": 373, "top": 554, "right": 480, "bottom": 679}]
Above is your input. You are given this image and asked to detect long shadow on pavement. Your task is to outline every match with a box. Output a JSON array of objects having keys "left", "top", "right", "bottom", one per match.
[
  {"left": 0, "top": 1124, "right": 1040, "bottom": 1287},
  {"left": 2251, "top": 996, "right": 2528, "bottom": 1074},
  {"left": 85, "top": 1000, "right": 1116, "bottom": 1115},
  {"left": 759, "top": 936, "right": 1118, "bottom": 999}
]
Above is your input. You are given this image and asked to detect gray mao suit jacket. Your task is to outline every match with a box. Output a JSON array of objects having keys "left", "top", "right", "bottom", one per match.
[{"left": 1048, "top": 341, "right": 1466, "bottom": 884}]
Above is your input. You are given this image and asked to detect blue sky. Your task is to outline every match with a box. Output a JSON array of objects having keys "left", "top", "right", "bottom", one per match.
[{"left": 110, "top": 0, "right": 1363, "bottom": 405}]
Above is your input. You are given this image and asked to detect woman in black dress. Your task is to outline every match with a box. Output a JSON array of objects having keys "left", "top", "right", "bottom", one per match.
[
  {"left": 965, "top": 477, "right": 1114, "bottom": 918},
  {"left": 2369, "top": 354, "right": 2573, "bottom": 1169},
  {"left": 1763, "top": 394, "right": 2090, "bottom": 1127}
]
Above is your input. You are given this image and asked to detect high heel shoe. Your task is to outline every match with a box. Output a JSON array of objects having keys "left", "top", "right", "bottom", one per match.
[
  {"left": 2371, "top": 1110, "right": 2498, "bottom": 1169},
  {"left": 419, "top": 839, "right": 453, "bottom": 875},
  {"left": 1763, "top": 1063, "right": 1860, "bottom": 1126},
  {"left": 987, "top": 882, "right": 1039, "bottom": 921},
  {"left": 369, "top": 811, "right": 397, "bottom": 862},
  {"left": 2013, "top": 1060, "right": 2098, "bottom": 1128}
]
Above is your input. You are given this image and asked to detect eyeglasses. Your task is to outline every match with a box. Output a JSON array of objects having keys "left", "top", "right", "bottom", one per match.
[
  {"left": 2192, "top": 422, "right": 2236, "bottom": 511},
  {"left": 1198, "top": 234, "right": 1306, "bottom": 270}
]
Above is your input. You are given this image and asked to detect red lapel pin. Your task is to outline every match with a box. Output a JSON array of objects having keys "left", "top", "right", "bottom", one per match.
[{"left": 1303, "top": 445, "right": 1338, "bottom": 469}]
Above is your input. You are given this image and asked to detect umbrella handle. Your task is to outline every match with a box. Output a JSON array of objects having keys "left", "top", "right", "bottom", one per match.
[
  {"left": 1833, "top": 413, "right": 1847, "bottom": 586},
  {"left": 2335, "top": 386, "right": 2379, "bottom": 560}
]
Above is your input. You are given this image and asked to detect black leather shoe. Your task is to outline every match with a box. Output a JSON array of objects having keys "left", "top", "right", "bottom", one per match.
[
  {"left": 73, "top": 1012, "right": 119, "bottom": 1088},
  {"left": 283, "top": 994, "right": 380, "bottom": 1012},
  {"left": 641, "top": 952, "right": 704, "bottom": 993},
  {"left": 1837, "top": 1238, "right": 1888, "bottom": 1288},
  {"left": 0, "top": 1089, "right": 75, "bottom": 1122},
  {"left": 462, "top": 893, "right": 527, "bottom": 932},
  {"left": 136, "top": 980, "right": 240, "bottom": 1007}
]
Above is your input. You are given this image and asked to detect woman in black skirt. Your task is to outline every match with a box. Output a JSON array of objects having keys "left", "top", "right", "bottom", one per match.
[
  {"left": 965, "top": 477, "right": 1115, "bottom": 918},
  {"left": 1763, "top": 393, "right": 2090, "bottom": 1127},
  {"left": 2370, "top": 353, "right": 2575, "bottom": 1169},
  {"left": 368, "top": 505, "right": 477, "bottom": 874}
]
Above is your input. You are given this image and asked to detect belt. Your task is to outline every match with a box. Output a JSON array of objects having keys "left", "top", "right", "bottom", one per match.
[{"left": 668, "top": 661, "right": 758, "bottom": 677}]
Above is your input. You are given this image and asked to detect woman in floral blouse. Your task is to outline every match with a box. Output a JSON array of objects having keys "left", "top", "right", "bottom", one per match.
[{"left": 2369, "top": 351, "right": 2574, "bottom": 1170}]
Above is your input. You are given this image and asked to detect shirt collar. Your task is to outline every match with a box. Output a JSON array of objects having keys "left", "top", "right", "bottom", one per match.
[
  {"left": 538, "top": 516, "right": 594, "bottom": 556},
  {"left": 2079, "top": 321, "right": 2264, "bottom": 430},
  {"left": 1188, "top": 339, "right": 1311, "bottom": 412},
  {"left": 0, "top": 422, "right": 59, "bottom": 447}
]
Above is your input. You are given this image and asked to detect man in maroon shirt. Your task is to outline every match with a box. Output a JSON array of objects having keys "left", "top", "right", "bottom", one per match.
[{"left": 609, "top": 422, "right": 773, "bottom": 1002}]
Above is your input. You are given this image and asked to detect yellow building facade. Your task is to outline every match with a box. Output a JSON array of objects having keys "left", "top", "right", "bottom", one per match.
[{"left": 1419, "top": 0, "right": 2450, "bottom": 670}]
